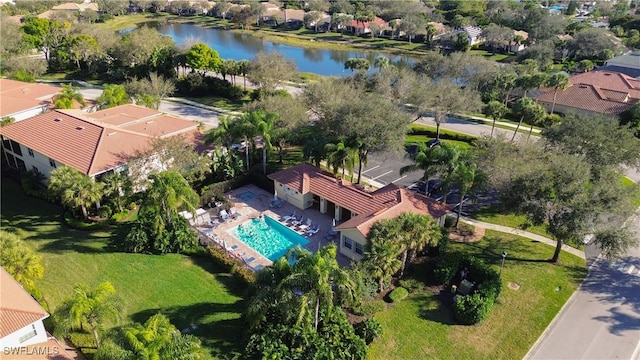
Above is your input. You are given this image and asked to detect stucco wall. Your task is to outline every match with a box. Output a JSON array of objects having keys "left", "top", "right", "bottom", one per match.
[{"left": 338, "top": 228, "right": 365, "bottom": 262}]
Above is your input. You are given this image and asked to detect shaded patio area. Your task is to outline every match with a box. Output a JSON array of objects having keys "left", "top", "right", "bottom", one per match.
[{"left": 193, "top": 184, "right": 353, "bottom": 270}]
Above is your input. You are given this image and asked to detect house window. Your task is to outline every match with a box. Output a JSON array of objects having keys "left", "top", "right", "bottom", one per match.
[
  {"left": 28, "top": 148, "right": 34, "bottom": 157},
  {"left": 49, "top": 158, "right": 57, "bottom": 168},
  {"left": 9, "top": 140, "right": 22, "bottom": 156},
  {"left": 16, "top": 158, "right": 26, "bottom": 172},
  {"left": 18, "top": 325, "right": 37, "bottom": 343},
  {"left": 343, "top": 236, "right": 353, "bottom": 250},
  {"left": 355, "top": 242, "right": 364, "bottom": 255},
  {"left": 32, "top": 166, "right": 39, "bottom": 173}
]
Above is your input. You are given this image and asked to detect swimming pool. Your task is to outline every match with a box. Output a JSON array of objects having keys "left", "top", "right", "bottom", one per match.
[{"left": 228, "top": 216, "right": 309, "bottom": 261}]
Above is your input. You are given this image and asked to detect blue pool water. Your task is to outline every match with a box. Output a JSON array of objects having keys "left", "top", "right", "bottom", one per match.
[
  {"left": 228, "top": 216, "right": 309, "bottom": 261},
  {"left": 237, "top": 191, "right": 256, "bottom": 202}
]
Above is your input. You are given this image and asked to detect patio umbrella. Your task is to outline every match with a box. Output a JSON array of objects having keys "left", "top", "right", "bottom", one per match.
[
  {"left": 332, "top": 218, "right": 336, "bottom": 229},
  {"left": 274, "top": 190, "right": 278, "bottom": 201}
]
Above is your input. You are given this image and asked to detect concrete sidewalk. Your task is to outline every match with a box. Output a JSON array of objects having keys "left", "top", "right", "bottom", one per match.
[{"left": 459, "top": 216, "right": 585, "bottom": 259}]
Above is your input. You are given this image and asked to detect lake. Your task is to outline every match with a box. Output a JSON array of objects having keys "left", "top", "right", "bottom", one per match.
[{"left": 152, "top": 23, "right": 416, "bottom": 76}]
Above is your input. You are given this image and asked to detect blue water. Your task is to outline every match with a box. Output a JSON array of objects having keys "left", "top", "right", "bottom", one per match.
[
  {"left": 237, "top": 191, "right": 256, "bottom": 201},
  {"left": 153, "top": 23, "right": 416, "bottom": 76},
  {"left": 228, "top": 215, "right": 309, "bottom": 261}
]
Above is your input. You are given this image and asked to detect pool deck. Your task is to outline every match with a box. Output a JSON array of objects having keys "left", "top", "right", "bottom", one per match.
[{"left": 198, "top": 185, "right": 352, "bottom": 270}]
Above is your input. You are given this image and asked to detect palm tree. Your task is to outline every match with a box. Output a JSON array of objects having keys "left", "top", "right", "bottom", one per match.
[
  {"left": 204, "top": 115, "right": 235, "bottom": 151},
  {"left": 373, "top": 57, "right": 390, "bottom": 72},
  {"left": 453, "top": 162, "right": 487, "bottom": 227},
  {"left": 54, "top": 84, "right": 86, "bottom": 109},
  {"left": 237, "top": 60, "right": 250, "bottom": 91},
  {"left": 277, "top": 245, "right": 356, "bottom": 331},
  {"left": 511, "top": 97, "right": 538, "bottom": 142},
  {"left": 397, "top": 213, "right": 442, "bottom": 277},
  {"left": 364, "top": 220, "right": 402, "bottom": 292},
  {"left": 120, "top": 314, "right": 204, "bottom": 359},
  {"left": 400, "top": 142, "right": 440, "bottom": 192},
  {"left": 139, "top": 171, "right": 199, "bottom": 237},
  {"left": 325, "top": 140, "right": 356, "bottom": 178},
  {"left": 303, "top": 134, "right": 328, "bottom": 167},
  {"left": 242, "top": 110, "right": 278, "bottom": 175},
  {"left": 54, "top": 281, "right": 122, "bottom": 348},
  {"left": 546, "top": 72, "right": 570, "bottom": 115},
  {"left": 483, "top": 101, "right": 508, "bottom": 137},
  {"left": 434, "top": 143, "right": 468, "bottom": 204},
  {"left": 101, "top": 172, "right": 131, "bottom": 213},
  {"left": 0, "top": 230, "right": 44, "bottom": 296},
  {"left": 97, "top": 84, "right": 130, "bottom": 109},
  {"left": 49, "top": 167, "right": 103, "bottom": 219}
]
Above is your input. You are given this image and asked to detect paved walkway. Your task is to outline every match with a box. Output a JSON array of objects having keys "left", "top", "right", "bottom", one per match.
[{"left": 458, "top": 216, "right": 586, "bottom": 260}]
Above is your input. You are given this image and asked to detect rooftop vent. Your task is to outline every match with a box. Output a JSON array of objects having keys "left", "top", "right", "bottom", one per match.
[
  {"left": 75, "top": 126, "right": 84, "bottom": 130},
  {"left": 54, "top": 118, "right": 62, "bottom": 122},
  {"left": 146, "top": 120, "right": 154, "bottom": 124}
]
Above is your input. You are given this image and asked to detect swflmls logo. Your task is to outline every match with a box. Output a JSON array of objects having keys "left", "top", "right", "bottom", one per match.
[{"left": 3, "top": 346, "right": 60, "bottom": 355}]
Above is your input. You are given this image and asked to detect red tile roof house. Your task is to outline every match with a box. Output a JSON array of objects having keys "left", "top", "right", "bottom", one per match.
[
  {"left": 0, "top": 104, "right": 200, "bottom": 183},
  {"left": 534, "top": 70, "right": 640, "bottom": 117},
  {"left": 0, "top": 79, "right": 61, "bottom": 122},
  {"left": 0, "top": 267, "right": 74, "bottom": 359},
  {"left": 346, "top": 16, "right": 389, "bottom": 36},
  {"left": 268, "top": 163, "right": 451, "bottom": 261}
]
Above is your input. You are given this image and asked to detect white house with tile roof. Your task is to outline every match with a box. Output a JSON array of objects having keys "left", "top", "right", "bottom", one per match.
[{"left": 0, "top": 79, "right": 61, "bottom": 122}]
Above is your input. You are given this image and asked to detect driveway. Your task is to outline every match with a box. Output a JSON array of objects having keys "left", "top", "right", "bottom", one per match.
[{"left": 526, "top": 212, "right": 640, "bottom": 360}]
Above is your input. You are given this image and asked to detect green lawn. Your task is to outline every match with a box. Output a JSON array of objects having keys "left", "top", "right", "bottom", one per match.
[
  {"left": 470, "top": 206, "right": 553, "bottom": 239},
  {"left": 405, "top": 136, "right": 472, "bottom": 150},
  {"left": 184, "top": 96, "right": 250, "bottom": 112},
  {"left": 0, "top": 179, "right": 245, "bottom": 359},
  {"left": 369, "top": 230, "right": 586, "bottom": 360},
  {"left": 95, "top": 13, "right": 172, "bottom": 31}
]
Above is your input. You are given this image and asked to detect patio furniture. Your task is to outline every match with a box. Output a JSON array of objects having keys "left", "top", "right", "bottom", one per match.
[
  {"left": 283, "top": 210, "right": 296, "bottom": 222},
  {"left": 306, "top": 224, "right": 320, "bottom": 236},
  {"left": 243, "top": 256, "right": 256, "bottom": 264},
  {"left": 292, "top": 216, "right": 304, "bottom": 227},
  {"left": 270, "top": 198, "right": 283, "bottom": 208},
  {"left": 252, "top": 264, "right": 264, "bottom": 271},
  {"left": 219, "top": 209, "right": 231, "bottom": 221},
  {"left": 298, "top": 218, "right": 312, "bottom": 232},
  {"left": 229, "top": 207, "right": 241, "bottom": 219}
]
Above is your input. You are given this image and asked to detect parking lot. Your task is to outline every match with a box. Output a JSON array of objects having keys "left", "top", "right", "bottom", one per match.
[{"left": 359, "top": 151, "right": 423, "bottom": 188}]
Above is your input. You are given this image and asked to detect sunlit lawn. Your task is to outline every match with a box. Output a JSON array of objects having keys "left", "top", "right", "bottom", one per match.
[
  {"left": 95, "top": 13, "right": 172, "bottom": 31},
  {"left": 0, "top": 179, "right": 246, "bottom": 359},
  {"left": 184, "top": 96, "right": 250, "bottom": 112},
  {"left": 369, "top": 230, "right": 586, "bottom": 360},
  {"left": 470, "top": 205, "right": 553, "bottom": 239}
]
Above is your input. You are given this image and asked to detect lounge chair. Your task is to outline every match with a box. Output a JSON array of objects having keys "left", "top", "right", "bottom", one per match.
[
  {"left": 229, "top": 207, "right": 241, "bottom": 219},
  {"left": 252, "top": 264, "right": 264, "bottom": 271},
  {"left": 219, "top": 209, "right": 231, "bottom": 221},
  {"left": 243, "top": 256, "right": 256, "bottom": 264},
  {"left": 291, "top": 216, "right": 303, "bottom": 227},
  {"left": 270, "top": 198, "right": 283, "bottom": 208},
  {"left": 306, "top": 224, "right": 320, "bottom": 236},
  {"left": 298, "top": 218, "right": 312, "bottom": 232},
  {"left": 282, "top": 210, "right": 296, "bottom": 222}
]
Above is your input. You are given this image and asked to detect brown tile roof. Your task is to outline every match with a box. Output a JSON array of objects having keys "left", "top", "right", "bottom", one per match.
[
  {"left": 0, "top": 267, "right": 49, "bottom": 339},
  {"left": 0, "top": 104, "right": 199, "bottom": 176},
  {"left": 535, "top": 70, "right": 640, "bottom": 115},
  {"left": 51, "top": 2, "right": 99, "bottom": 11},
  {"left": 349, "top": 16, "right": 389, "bottom": 29},
  {"left": 0, "top": 79, "right": 60, "bottom": 117},
  {"left": 269, "top": 163, "right": 451, "bottom": 237}
]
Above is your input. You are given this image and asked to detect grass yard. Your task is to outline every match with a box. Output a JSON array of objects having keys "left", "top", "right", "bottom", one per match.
[
  {"left": 470, "top": 206, "right": 553, "bottom": 239},
  {"left": 405, "top": 136, "right": 472, "bottom": 150},
  {"left": 0, "top": 179, "right": 246, "bottom": 359},
  {"left": 95, "top": 13, "right": 172, "bottom": 31},
  {"left": 369, "top": 230, "right": 587, "bottom": 360},
  {"left": 184, "top": 96, "right": 250, "bottom": 112}
]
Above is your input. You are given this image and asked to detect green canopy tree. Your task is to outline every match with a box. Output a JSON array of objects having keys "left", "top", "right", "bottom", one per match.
[
  {"left": 54, "top": 84, "right": 86, "bottom": 109},
  {"left": 0, "top": 231, "right": 44, "bottom": 297},
  {"left": 397, "top": 213, "right": 442, "bottom": 277},
  {"left": 344, "top": 58, "right": 370, "bottom": 73},
  {"left": 49, "top": 167, "right": 103, "bottom": 219},
  {"left": 248, "top": 51, "right": 296, "bottom": 95},
  {"left": 100, "top": 172, "right": 131, "bottom": 213},
  {"left": 545, "top": 72, "right": 570, "bottom": 115},
  {"left": 54, "top": 281, "right": 122, "bottom": 348},
  {"left": 483, "top": 101, "right": 508, "bottom": 137},
  {"left": 185, "top": 43, "right": 222, "bottom": 75}
]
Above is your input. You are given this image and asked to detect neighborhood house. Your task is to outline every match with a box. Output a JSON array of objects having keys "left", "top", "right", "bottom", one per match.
[{"left": 0, "top": 79, "right": 61, "bottom": 122}]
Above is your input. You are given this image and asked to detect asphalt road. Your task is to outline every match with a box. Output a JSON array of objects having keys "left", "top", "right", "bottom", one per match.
[
  {"left": 358, "top": 151, "right": 422, "bottom": 188},
  {"left": 526, "top": 212, "right": 640, "bottom": 360}
]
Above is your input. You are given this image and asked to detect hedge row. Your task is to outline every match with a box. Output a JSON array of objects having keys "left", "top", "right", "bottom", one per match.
[
  {"left": 408, "top": 124, "right": 477, "bottom": 144},
  {"left": 206, "top": 245, "right": 256, "bottom": 286}
]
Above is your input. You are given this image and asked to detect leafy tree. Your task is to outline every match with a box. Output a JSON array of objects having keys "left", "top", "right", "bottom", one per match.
[
  {"left": 364, "top": 223, "right": 402, "bottom": 292},
  {"left": 95, "top": 314, "right": 204, "bottom": 360},
  {"left": 69, "top": 34, "right": 100, "bottom": 71},
  {"left": 482, "top": 23, "right": 512, "bottom": 54},
  {"left": 185, "top": 43, "right": 222, "bottom": 75},
  {"left": 325, "top": 140, "right": 357, "bottom": 178},
  {"left": 97, "top": 84, "right": 130, "bottom": 109},
  {"left": 373, "top": 56, "right": 390, "bottom": 72},
  {"left": 303, "top": 134, "right": 329, "bottom": 167},
  {"left": 483, "top": 100, "right": 508, "bottom": 137},
  {"left": 1, "top": 116, "right": 16, "bottom": 127},
  {"left": 125, "top": 72, "right": 176, "bottom": 104},
  {"left": 54, "top": 281, "right": 122, "bottom": 348},
  {"left": 235, "top": 110, "right": 279, "bottom": 175},
  {"left": 575, "top": 59, "right": 594, "bottom": 73},
  {"left": 400, "top": 142, "right": 441, "bottom": 188},
  {"left": 620, "top": 102, "right": 640, "bottom": 138},
  {"left": 397, "top": 213, "right": 442, "bottom": 276},
  {"left": 248, "top": 51, "right": 297, "bottom": 95},
  {"left": 453, "top": 161, "right": 487, "bottom": 227},
  {"left": 510, "top": 97, "right": 539, "bottom": 141},
  {"left": 100, "top": 172, "right": 131, "bottom": 213},
  {"left": 568, "top": 27, "right": 622, "bottom": 61},
  {"left": 54, "top": 84, "right": 86, "bottom": 109},
  {"left": 0, "top": 230, "right": 44, "bottom": 297}
]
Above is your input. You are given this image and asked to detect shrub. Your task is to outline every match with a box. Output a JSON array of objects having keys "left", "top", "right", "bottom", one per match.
[
  {"left": 434, "top": 252, "right": 463, "bottom": 284},
  {"left": 98, "top": 205, "right": 113, "bottom": 219},
  {"left": 388, "top": 287, "right": 409, "bottom": 303},
  {"left": 207, "top": 246, "right": 255, "bottom": 286},
  {"left": 398, "top": 278, "right": 424, "bottom": 293},
  {"left": 354, "top": 318, "right": 383, "bottom": 345},
  {"left": 353, "top": 300, "right": 386, "bottom": 317},
  {"left": 408, "top": 124, "right": 477, "bottom": 144},
  {"left": 231, "top": 263, "right": 256, "bottom": 285},
  {"left": 128, "top": 202, "right": 137, "bottom": 210},
  {"left": 453, "top": 293, "right": 494, "bottom": 325}
]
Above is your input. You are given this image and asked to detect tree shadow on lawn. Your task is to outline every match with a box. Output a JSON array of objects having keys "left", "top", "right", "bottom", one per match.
[
  {"left": 188, "top": 253, "right": 251, "bottom": 298},
  {"left": 415, "top": 290, "right": 457, "bottom": 326},
  {"left": 131, "top": 300, "right": 247, "bottom": 357}
]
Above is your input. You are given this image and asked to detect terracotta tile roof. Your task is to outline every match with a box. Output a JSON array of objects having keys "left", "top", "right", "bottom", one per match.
[
  {"left": 0, "top": 79, "right": 60, "bottom": 117},
  {"left": 0, "top": 267, "right": 49, "bottom": 339},
  {"left": 349, "top": 16, "right": 389, "bottom": 29},
  {"left": 0, "top": 104, "right": 199, "bottom": 176},
  {"left": 535, "top": 70, "right": 640, "bottom": 115},
  {"left": 269, "top": 163, "right": 451, "bottom": 237},
  {"left": 51, "top": 2, "right": 99, "bottom": 11}
]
